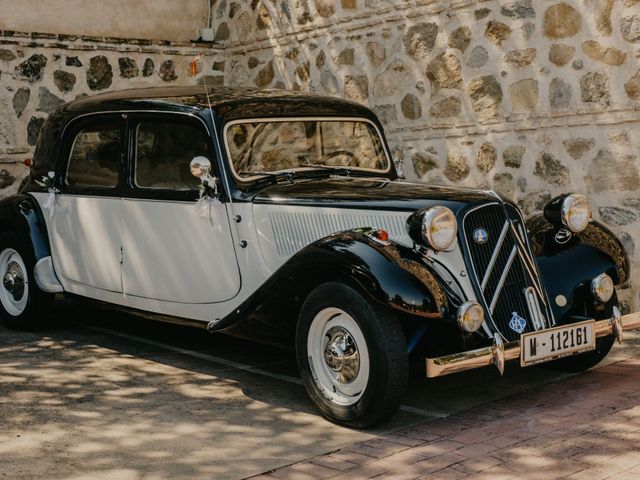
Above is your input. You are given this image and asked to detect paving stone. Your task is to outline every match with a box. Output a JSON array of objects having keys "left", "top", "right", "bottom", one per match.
[{"left": 246, "top": 341, "right": 640, "bottom": 479}]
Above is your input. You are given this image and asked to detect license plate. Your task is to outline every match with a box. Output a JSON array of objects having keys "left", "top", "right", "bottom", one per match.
[{"left": 520, "top": 320, "right": 596, "bottom": 367}]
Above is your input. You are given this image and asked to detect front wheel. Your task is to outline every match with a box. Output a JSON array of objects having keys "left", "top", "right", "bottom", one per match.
[
  {"left": 0, "top": 232, "right": 52, "bottom": 330},
  {"left": 296, "top": 282, "right": 408, "bottom": 428}
]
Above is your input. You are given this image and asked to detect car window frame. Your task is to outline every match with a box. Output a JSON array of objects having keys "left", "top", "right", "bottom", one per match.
[
  {"left": 125, "top": 112, "right": 217, "bottom": 202},
  {"left": 222, "top": 116, "right": 393, "bottom": 183},
  {"left": 60, "top": 113, "right": 126, "bottom": 197}
]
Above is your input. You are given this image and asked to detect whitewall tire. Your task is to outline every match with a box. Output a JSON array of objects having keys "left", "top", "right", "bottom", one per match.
[
  {"left": 0, "top": 232, "right": 52, "bottom": 330},
  {"left": 296, "top": 282, "right": 408, "bottom": 428},
  {"left": 0, "top": 248, "right": 29, "bottom": 317}
]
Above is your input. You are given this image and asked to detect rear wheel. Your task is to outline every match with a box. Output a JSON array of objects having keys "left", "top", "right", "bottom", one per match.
[
  {"left": 0, "top": 232, "right": 52, "bottom": 330},
  {"left": 296, "top": 282, "right": 408, "bottom": 428}
]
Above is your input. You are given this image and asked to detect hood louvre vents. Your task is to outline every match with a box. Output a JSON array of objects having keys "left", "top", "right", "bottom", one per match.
[{"left": 268, "top": 211, "right": 409, "bottom": 258}]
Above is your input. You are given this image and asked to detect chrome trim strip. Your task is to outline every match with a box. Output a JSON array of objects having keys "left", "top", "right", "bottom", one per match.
[
  {"left": 515, "top": 248, "right": 547, "bottom": 304},
  {"left": 524, "top": 286, "right": 546, "bottom": 330},
  {"left": 509, "top": 206, "right": 556, "bottom": 326},
  {"left": 489, "top": 245, "right": 517, "bottom": 313},
  {"left": 426, "top": 311, "right": 640, "bottom": 378},
  {"left": 480, "top": 220, "right": 509, "bottom": 291},
  {"left": 510, "top": 222, "right": 547, "bottom": 305}
]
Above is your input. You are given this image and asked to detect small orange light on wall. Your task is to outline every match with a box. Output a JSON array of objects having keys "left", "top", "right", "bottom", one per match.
[
  {"left": 24, "top": 158, "right": 32, "bottom": 167},
  {"left": 189, "top": 54, "right": 202, "bottom": 77}
]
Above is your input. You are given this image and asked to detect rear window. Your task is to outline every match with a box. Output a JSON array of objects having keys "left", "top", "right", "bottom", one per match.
[{"left": 66, "top": 124, "right": 120, "bottom": 188}]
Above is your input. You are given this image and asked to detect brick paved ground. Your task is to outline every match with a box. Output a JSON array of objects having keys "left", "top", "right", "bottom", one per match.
[{"left": 251, "top": 358, "right": 640, "bottom": 480}]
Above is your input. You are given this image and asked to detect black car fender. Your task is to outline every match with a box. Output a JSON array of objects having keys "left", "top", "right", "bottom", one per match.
[
  {"left": 0, "top": 194, "right": 51, "bottom": 261},
  {"left": 215, "top": 231, "right": 458, "bottom": 345},
  {"left": 526, "top": 213, "right": 629, "bottom": 322}
]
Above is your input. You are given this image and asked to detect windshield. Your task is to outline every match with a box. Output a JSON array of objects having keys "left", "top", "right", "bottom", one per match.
[{"left": 225, "top": 118, "right": 390, "bottom": 178}]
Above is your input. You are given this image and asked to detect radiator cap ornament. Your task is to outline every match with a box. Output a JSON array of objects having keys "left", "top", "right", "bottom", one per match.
[
  {"left": 509, "top": 311, "right": 527, "bottom": 334},
  {"left": 473, "top": 227, "right": 489, "bottom": 244}
]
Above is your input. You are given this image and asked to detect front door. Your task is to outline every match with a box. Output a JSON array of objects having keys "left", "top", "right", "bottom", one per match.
[
  {"left": 50, "top": 115, "right": 124, "bottom": 294},
  {"left": 122, "top": 114, "right": 241, "bottom": 304}
]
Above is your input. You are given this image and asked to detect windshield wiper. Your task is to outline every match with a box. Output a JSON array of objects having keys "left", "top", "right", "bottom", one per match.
[
  {"left": 238, "top": 170, "right": 295, "bottom": 183},
  {"left": 302, "top": 164, "right": 352, "bottom": 176}
]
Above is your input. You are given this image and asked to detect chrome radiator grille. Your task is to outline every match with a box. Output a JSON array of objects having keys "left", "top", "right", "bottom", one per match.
[{"left": 462, "top": 203, "right": 554, "bottom": 342}]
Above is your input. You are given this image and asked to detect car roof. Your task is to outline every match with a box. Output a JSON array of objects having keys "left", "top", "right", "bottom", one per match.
[{"left": 60, "top": 86, "right": 380, "bottom": 124}]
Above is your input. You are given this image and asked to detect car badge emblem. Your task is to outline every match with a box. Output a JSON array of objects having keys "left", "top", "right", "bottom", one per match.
[
  {"left": 509, "top": 312, "right": 527, "bottom": 334},
  {"left": 555, "top": 228, "right": 572, "bottom": 245},
  {"left": 473, "top": 228, "right": 489, "bottom": 244}
]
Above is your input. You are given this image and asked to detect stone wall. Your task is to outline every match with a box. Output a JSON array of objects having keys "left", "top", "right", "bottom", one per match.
[
  {"left": 210, "top": 0, "right": 640, "bottom": 310},
  {"left": 0, "top": 31, "right": 223, "bottom": 196}
]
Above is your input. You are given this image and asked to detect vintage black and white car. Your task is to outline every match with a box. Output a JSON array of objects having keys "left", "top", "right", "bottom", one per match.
[{"left": 2, "top": 86, "right": 639, "bottom": 427}]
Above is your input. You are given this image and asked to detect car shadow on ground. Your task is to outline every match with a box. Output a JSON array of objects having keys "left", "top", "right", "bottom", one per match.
[
  {"left": 2, "top": 300, "right": 639, "bottom": 480},
  {"left": 0, "top": 301, "right": 420, "bottom": 479}
]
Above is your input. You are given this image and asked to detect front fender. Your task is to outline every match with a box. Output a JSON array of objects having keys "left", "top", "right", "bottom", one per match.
[
  {"left": 215, "top": 231, "right": 459, "bottom": 344},
  {"left": 527, "top": 213, "right": 628, "bottom": 322},
  {"left": 299, "top": 232, "right": 455, "bottom": 318},
  {"left": 0, "top": 194, "right": 50, "bottom": 260}
]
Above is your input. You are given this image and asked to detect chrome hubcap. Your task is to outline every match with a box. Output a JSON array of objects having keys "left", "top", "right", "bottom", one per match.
[
  {"left": 323, "top": 326, "right": 360, "bottom": 383},
  {"left": 307, "top": 307, "right": 370, "bottom": 406},
  {"left": 0, "top": 248, "right": 29, "bottom": 316},
  {"left": 3, "top": 262, "right": 25, "bottom": 301}
]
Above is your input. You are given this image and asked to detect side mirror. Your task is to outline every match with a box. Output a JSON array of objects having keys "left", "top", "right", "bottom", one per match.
[{"left": 190, "top": 156, "right": 212, "bottom": 178}]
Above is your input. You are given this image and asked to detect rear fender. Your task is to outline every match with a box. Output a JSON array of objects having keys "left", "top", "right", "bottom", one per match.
[{"left": 0, "top": 194, "right": 51, "bottom": 261}]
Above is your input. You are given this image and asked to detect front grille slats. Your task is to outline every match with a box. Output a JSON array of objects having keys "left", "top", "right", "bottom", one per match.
[{"left": 463, "top": 203, "right": 552, "bottom": 342}]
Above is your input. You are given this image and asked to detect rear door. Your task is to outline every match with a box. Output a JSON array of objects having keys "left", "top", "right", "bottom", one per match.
[
  {"left": 122, "top": 113, "right": 241, "bottom": 304},
  {"left": 50, "top": 115, "right": 124, "bottom": 293}
]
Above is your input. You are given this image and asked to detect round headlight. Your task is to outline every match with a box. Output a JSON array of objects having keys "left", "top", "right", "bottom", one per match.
[
  {"left": 457, "top": 301, "right": 485, "bottom": 333},
  {"left": 422, "top": 206, "right": 457, "bottom": 251},
  {"left": 561, "top": 194, "right": 592, "bottom": 233},
  {"left": 592, "top": 273, "right": 614, "bottom": 303}
]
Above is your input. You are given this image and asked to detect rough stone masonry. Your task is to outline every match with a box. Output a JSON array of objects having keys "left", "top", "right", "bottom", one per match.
[
  {"left": 211, "top": 0, "right": 640, "bottom": 311},
  {"left": 0, "top": 0, "right": 639, "bottom": 309}
]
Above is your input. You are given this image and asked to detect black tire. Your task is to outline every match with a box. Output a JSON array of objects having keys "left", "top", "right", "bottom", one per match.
[
  {"left": 0, "top": 231, "right": 52, "bottom": 331},
  {"left": 545, "top": 334, "right": 615, "bottom": 373},
  {"left": 295, "top": 282, "right": 408, "bottom": 428}
]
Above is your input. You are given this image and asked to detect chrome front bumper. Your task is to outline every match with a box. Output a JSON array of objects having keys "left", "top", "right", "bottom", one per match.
[{"left": 426, "top": 309, "right": 640, "bottom": 378}]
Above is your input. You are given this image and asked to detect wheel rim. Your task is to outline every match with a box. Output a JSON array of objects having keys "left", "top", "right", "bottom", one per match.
[
  {"left": 0, "top": 248, "right": 28, "bottom": 316},
  {"left": 307, "top": 307, "right": 370, "bottom": 406}
]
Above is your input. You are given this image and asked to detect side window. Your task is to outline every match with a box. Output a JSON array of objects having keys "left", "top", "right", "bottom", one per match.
[
  {"left": 67, "top": 124, "right": 121, "bottom": 188},
  {"left": 135, "top": 120, "right": 211, "bottom": 190}
]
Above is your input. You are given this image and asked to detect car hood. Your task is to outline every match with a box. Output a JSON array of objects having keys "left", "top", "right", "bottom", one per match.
[{"left": 251, "top": 176, "right": 498, "bottom": 213}]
